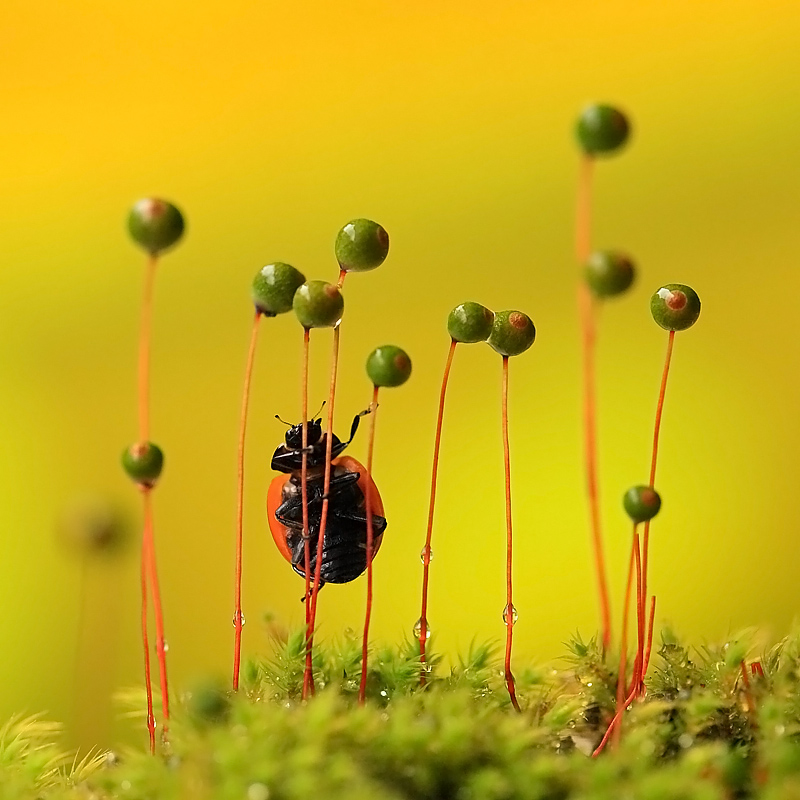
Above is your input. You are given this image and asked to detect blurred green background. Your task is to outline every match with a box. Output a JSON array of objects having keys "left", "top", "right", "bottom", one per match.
[{"left": 1, "top": 0, "right": 798, "bottom": 748}]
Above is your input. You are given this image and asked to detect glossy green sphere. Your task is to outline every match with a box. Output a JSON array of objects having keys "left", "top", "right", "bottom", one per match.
[
  {"left": 251, "top": 263, "right": 306, "bottom": 316},
  {"left": 121, "top": 442, "right": 164, "bottom": 488},
  {"left": 447, "top": 302, "right": 494, "bottom": 343},
  {"left": 575, "top": 104, "right": 631, "bottom": 156},
  {"left": 366, "top": 345, "right": 412, "bottom": 388},
  {"left": 585, "top": 251, "right": 635, "bottom": 298},
  {"left": 623, "top": 485, "right": 662, "bottom": 524},
  {"left": 487, "top": 311, "right": 536, "bottom": 357},
  {"left": 127, "top": 198, "right": 185, "bottom": 255},
  {"left": 650, "top": 284, "right": 701, "bottom": 331},
  {"left": 187, "top": 681, "right": 231, "bottom": 725},
  {"left": 335, "top": 219, "right": 390, "bottom": 272},
  {"left": 293, "top": 280, "right": 344, "bottom": 328}
]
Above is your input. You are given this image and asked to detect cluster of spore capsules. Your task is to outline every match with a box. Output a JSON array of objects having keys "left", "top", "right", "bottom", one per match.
[
  {"left": 573, "top": 103, "right": 702, "bottom": 753},
  {"left": 119, "top": 101, "right": 704, "bottom": 756}
]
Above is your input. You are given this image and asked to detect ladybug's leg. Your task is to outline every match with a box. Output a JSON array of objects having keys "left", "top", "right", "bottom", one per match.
[
  {"left": 274, "top": 499, "right": 305, "bottom": 529},
  {"left": 271, "top": 445, "right": 315, "bottom": 472},
  {"left": 333, "top": 508, "right": 387, "bottom": 535},
  {"left": 292, "top": 566, "right": 326, "bottom": 600},
  {"left": 329, "top": 410, "right": 371, "bottom": 459},
  {"left": 285, "top": 472, "right": 359, "bottom": 511},
  {"left": 320, "top": 470, "right": 361, "bottom": 501},
  {"left": 291, "top": 546, "right": 326, "bottom": 601}
]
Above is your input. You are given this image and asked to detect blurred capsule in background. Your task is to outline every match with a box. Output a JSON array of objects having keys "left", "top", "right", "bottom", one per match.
[{"left": 57, "top": 493, "right": 131, "bottom": 560}]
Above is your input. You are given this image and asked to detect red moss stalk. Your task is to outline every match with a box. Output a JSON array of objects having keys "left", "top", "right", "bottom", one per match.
[
  {"left": 500, "top": 356, "right": 521, "bottom": 711},
  {"left": 232, "top": 311, "right": 262, "bottom": 690},
  {"left": 418, "top": 339, "right": 457, "bottom": 682},
  {"left": 358, "top": 385, "right": 381, "bottom": 704},
  {"left": 575, "top": 154, "right": 612, "bottom": 652},
  {"left": 303, "top": 272, "right": 347, "bottom": 698}
]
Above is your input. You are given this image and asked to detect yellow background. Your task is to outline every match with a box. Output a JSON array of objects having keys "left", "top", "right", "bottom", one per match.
[{"left": 2, "top": 0, "right": 799, "bottom": 747}]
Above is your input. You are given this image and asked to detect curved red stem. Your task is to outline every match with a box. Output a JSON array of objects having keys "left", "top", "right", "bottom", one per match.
[
  {"left": 358, "top": 385, "right": 380, "bottom": 704},
  {"left": 232, "top": 311, "right": 261, "bottom": 690},
  {"left": 304, "top": 319, "right": 343, "bottom": 698},
  {"left": 139, "top": 520, "right": 155, "bottom": 754},
  {"left": 501, "top": 356, "right": 521, "bottom": 711},
  {"left": 143, "top": 489, "right": 169, "bottom": 740},
  {"left": 418, "top": 339, "right": 457, "bottom": 682},
  {"left": 639, "top": 331, "right": 675, "bottom": 671},
  {"left": 301, "top": 328, "right": 312, "bottom": 654},
  {"left": 613, "top": 525, "right": 637, "bottom": 747},
  {"left": 575, "top": 154, "right": 612, "bottom": 652},
  {"left": 641, "top": 595, "right": 657, "bottom": 688},
  {"left": 138, "top": 255, "right": 158, "bottom": 443}
]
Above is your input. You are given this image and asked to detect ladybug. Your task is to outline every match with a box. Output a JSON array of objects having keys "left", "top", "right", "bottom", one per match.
[{"left": 267, "top": 412, "right": 387, "bottom": 590}]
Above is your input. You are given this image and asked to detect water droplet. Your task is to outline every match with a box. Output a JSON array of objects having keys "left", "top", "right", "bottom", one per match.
[
  {"left": 678, "top": 733, "right": 693, "bottom": 749},
  {"left": 420, "top": 546, "right": 433, "bottom": 564},
  {"left": 413, "top": 618, "right": 431, "bottom": 640},
  {"left": 232, "top": 611, "right": 246, "bottom": 628},
  {"left": 502, "top": 603, "right": 518, "bottom": 626},
  {"left": 162, "top": 641, "right": 169, "bottom": 653}
]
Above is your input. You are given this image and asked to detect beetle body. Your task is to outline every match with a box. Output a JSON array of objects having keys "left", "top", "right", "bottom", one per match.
[{"left": 267, "top": 414, "right": 386, "bottom": 588}]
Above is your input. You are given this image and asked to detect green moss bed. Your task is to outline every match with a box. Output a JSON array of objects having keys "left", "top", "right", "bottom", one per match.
[{"left": 6, "top": 627, "right": 800, "bottom": 800}]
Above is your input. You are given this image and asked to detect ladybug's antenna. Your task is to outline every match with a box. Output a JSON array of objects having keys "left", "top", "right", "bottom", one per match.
[
  {"left": 311, "top": 400, "right": 326, "bottom": 422},
  {"left": 274, "top": 414, "right": 292, "bottom": 427}
]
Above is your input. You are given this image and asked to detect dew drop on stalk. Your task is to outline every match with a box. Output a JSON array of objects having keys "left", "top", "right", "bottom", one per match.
[
  {"left": 419, "top": 546, "right": 433, "bottom": 564},
  {"left": 502, "top": 603, "right": 519, "bottom": 626},
  {"left": 413, "top": 618, "right": 431, "bottom": 640},
  {"left": 232, "top": 611, "right": 246, "bottom": 628}
]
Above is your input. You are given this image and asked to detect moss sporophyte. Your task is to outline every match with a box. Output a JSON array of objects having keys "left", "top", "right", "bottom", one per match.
[
  {"left": 43, "top": 102, "right": 738, "bottom": 797},
  {"left": 124, "top": 197, "right": 186, "bottom": 753},
  {"left": 573, "top": 105, "right": 634, "bottom": 656}
]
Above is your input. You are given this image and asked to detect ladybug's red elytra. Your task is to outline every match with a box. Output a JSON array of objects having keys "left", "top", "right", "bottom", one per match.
[{"left": 267, "top": 412, "right": 386, "bottom": 589}]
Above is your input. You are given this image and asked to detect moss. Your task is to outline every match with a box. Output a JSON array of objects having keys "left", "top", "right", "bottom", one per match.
[{"left": 8, "top": 628, "right": 800, "bottom": 798}]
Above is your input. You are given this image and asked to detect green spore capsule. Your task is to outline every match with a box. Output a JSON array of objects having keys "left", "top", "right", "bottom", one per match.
[
  {"left": 293, "top": 280, "right": 344, "bottom": 329},
  {"left": 650, "top": 284, "right": 701, "bottom": 331},
  {"left": 487, "top": 311, "right": 536, "bottom": 357},
  {"left": 251, "top": 263, "right": 306, "bottom": 316},
  {"left": 366, "top": 345, "right": 412, "bottom": 388},
  {"left": 187, "top": 680, "right": 231, "bottom": 725},
  {"left": 723, "top": 639, "right": 749, "bottom": 670},
  {"left": 121, "top": 442, "right": 164, "bottom": 488},
  {"left": 585, "top": 251, "right": 635, "bottom": 298},
  {"left": 447, "top": 302, "right": 494, "bottom": 343},
  {"left": 127, "top": 198, "right": 185, "bottom": 255},
  {"left": 335, "top": 219, "right": 390, "bottom": 272},
  {"left": 575, "top": 104, "right": 631, "bottom": 156},
  {"left": 623, "top": 485, "right": 662, "bottom": 524}
]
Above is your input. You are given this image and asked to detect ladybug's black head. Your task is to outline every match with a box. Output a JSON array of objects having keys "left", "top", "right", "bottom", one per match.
[
  {"left": 285, "top": 418, "right": 322, "bottom": 450},
  {"left": 271, "top": 409, "right": 365, "bottom": 475}
]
